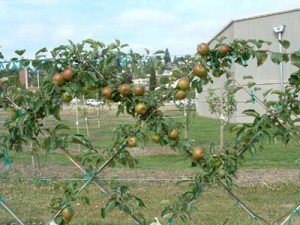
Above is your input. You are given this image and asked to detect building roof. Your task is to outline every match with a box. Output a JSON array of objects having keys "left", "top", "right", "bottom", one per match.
[{"left": 208, "top": 7, "right": 300, "bottom": 44}]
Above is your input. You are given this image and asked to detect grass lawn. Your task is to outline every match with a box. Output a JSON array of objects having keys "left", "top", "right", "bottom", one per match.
[
  {"left": 4, "top": 110, "right": 300, "bottom": 170},
  {"left": 0, "top": 182, "right": 299, "bottom": 225}
]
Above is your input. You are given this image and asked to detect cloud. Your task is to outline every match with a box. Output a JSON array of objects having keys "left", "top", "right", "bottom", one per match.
[
  {"left": 0, "top": 0, "right": 299, "bottom": 58},
  {"left": 115, "top": 8, "right": 179, "bottom": 30}
]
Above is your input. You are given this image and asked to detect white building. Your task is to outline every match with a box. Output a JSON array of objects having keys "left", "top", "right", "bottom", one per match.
[{"left": 196, "top": 8, "right": 300, "bottom": 123}]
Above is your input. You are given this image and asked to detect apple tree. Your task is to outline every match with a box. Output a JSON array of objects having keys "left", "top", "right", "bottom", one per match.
[{"left": 0, "top": 37, "right": 299, "bottom": 225}]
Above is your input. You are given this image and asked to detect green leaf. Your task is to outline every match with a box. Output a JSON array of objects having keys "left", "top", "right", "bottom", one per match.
[
  {"left": 55, "top": 217, "right": 63, "bottom": 224},
  {"left": 248, "top": 39, "right": 262, "bottom": 48},
  {"left": 101, "top": 207, "right": 106, "bottom": 218},
  {"left": 253, "top": 87, "right": 261, "bottom": 91},
  {"left": 120, "top": 185, "right": 128, "bottom": 195},
  {"left": 121, "top": 44, "right": 129, "bottom": 48},
  {"left": 154, "top": 50, "right": 165, "bottom": 55},
  {"left": 83, "top": 38, "right": 95, "bottom": 45},
  {"left": 53, "top": 108, "right": 61, "bottom": 120},
  {"left": 271, "top": 90, "right": 284, "bottom": 95},
  {"left": 263, "top": 89, "right": 272, "bottom": 97},
  {"left": 21, "top": 59, "right": 31, "bottom": 67},
  {"left": 256, "top": 51, "right": 268, "bottom": 66},
  {"left": 180, "top": 214, "right": 188, "bottom": 223},
  {"left": 87, "top": 71, "right": 98, "bottom": 82},
  {"left": 107, "top": 42, "right": 118, "bottom": 50},
  {"left": 271, "top": 52, "right": 283, "bottom": 64},
  {"left": 105, "top": 199, "right": 118, "bottom": 213},
  {"left": 278, "top": 40, "right": 290, "bottom": 49},
  {"left": 282, "top": 53, "right": 289, "bottom": 62},
  {"left": 35, "top": 47, "right": 47, "bottom": 56},
  {"left": 291, "top": 51, "right": 300, "bottom": 68},
  {"left": 68, "top": 40, "right": 76, "bottom": 51},
  {"left": 230, "top": 124, "right": 243, "bottom": 133},
  {"left": 81, "top": 196, "right": 90, "bottom": 205},
  {"left": 161, "top": 207, "right": 170, "bottom": 217},
  {"left": 123, "top": 204, "right": 133, "bottom": 215},
  {"left": 243, "top": 75, "right": 253, "bottom": 80},
  {"left": 134, "top": 197, "right": 146, "bottom": 208},
  {"left": 15, "top": 49, "right": 26, "bottom": 56},
  {"left": 247, "top": 81, "right": 256, "bottom": 89},
  {"left": 271, "top": 52, "right": 288, "bottom": 64},
  {"left": 243, "top": 109, "right": 260, "bottom": 118},
  {"left": 54, "top": 124, "right": 69, "bottom": 131},
  {"left": 71, "top": 135, "right": 92, "bottom": 148},
  {"left": 232, "top": 86, "right": 242, "bottom": 93}
]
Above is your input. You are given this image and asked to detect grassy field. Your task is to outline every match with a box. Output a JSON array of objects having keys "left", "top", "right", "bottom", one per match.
[
  {"left": 0, "top": 182, "right": 299, "bottom": 225},
  {"left": 2, "top": 106, "right": 299, "bottom": 170}
]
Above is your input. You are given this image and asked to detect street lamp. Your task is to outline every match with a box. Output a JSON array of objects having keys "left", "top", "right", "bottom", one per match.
[{"left": 273, "top": 24, "right": 286, "bottom": 90}]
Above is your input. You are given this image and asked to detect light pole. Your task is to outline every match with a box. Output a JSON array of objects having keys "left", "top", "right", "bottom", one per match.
[
  {"left": 37, "top": 70, "right": 40, "bottom": 89},
  {"left": 273, "top": 24, "right": 286, "bottom": 90}
]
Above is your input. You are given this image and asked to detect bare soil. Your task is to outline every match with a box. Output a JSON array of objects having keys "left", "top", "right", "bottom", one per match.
[
  {"left": 1, "top": 163, "right": 299, "bottom": 186},
  {"left": 1, "top": 147, "right": 299, "bottom": 186}
]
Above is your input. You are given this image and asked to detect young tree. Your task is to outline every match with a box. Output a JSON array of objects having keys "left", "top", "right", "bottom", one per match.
[
  {"left": 163, "top": 48, "right": 171, "bottom": 65},
  {"left": 144, "top": 56, "right": 163, "bottom": 91},
  {"left": 206, "top": 79, "right": 237, "bottom": 122}
]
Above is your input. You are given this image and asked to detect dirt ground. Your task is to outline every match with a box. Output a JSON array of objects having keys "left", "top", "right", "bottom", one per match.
[
  {"left": 1, "top": 147, "right": 299, "bottom": 186},
  {"left": 1, "top": 163, "right": 299, "bottom": 186}
]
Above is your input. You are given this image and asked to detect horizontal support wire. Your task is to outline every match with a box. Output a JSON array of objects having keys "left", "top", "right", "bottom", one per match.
[{"left": 0, "top": 177, "right": 195, "bottom": 182}]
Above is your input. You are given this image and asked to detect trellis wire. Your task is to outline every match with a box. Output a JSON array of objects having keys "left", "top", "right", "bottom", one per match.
[
  {"left": 44, "top": 92, "right": 175, "bottom": 225},
  {"left": 270, "top": 204, "right": 300, "bottom": 225},
  {"left": 63, "top": 151, "right": 109, "bottom": 194},
  {"left": 279, "top": 204, "right": 300, "bottom": 225},
  {"left": 218, "top": 181, "right": 268, "bottom": 225},
  {"left": 0, "top": 196, "right": 25, "bottom": 225},
  {"left": 225, "top": 69, "right": 300, "bottom": 145},
  {"left": 1, "top": 67, "right": 298, "bottom": 224}
]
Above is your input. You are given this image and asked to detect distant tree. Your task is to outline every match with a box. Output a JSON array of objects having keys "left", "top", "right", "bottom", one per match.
[
  {"left": 206, "top": 79, "right": 237, "bottom": 122},
  {"left": 146, "top": 59, "right": 157, "bottom": 91},
  {"left": 164, "top": 48, "right": 171, "bottom": 65},
  {"left": 144, "top": 56, "right": 163, "bottom": 91}
]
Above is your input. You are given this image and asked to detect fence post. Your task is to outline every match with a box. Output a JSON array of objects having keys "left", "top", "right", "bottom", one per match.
[
  {"left": 220, "top": 86, "right": 225, "bottom": 150},
  {"left": 30, "top": 141, "right": 35, "bottom": 170},
  {"left": 75, "top": 98, "right": 79, "bottom": 134},
  {"left": 184, "top": 100, "right": 190, "bottom": 139},
  {"left": 82, "top": 95, "right": 89, "bottom": 136},
  {"left": 97, "top": 93, "right": 101, "bottom": 128},
  {"left": 37, "top": 70, "right": 40, "bottom": 89}
]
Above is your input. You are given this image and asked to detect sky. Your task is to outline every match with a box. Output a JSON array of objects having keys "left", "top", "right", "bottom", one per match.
[{"left": 0, "top": 0, "right": 300, "bottom": 58}]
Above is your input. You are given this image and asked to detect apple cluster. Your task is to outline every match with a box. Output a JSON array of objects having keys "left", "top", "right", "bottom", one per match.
[
  {"left": 53, "top": 68, "right": 75, "bottom": 103},
  {"left": 193, "top": 42, "right": 230, "bottom": 79}
]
